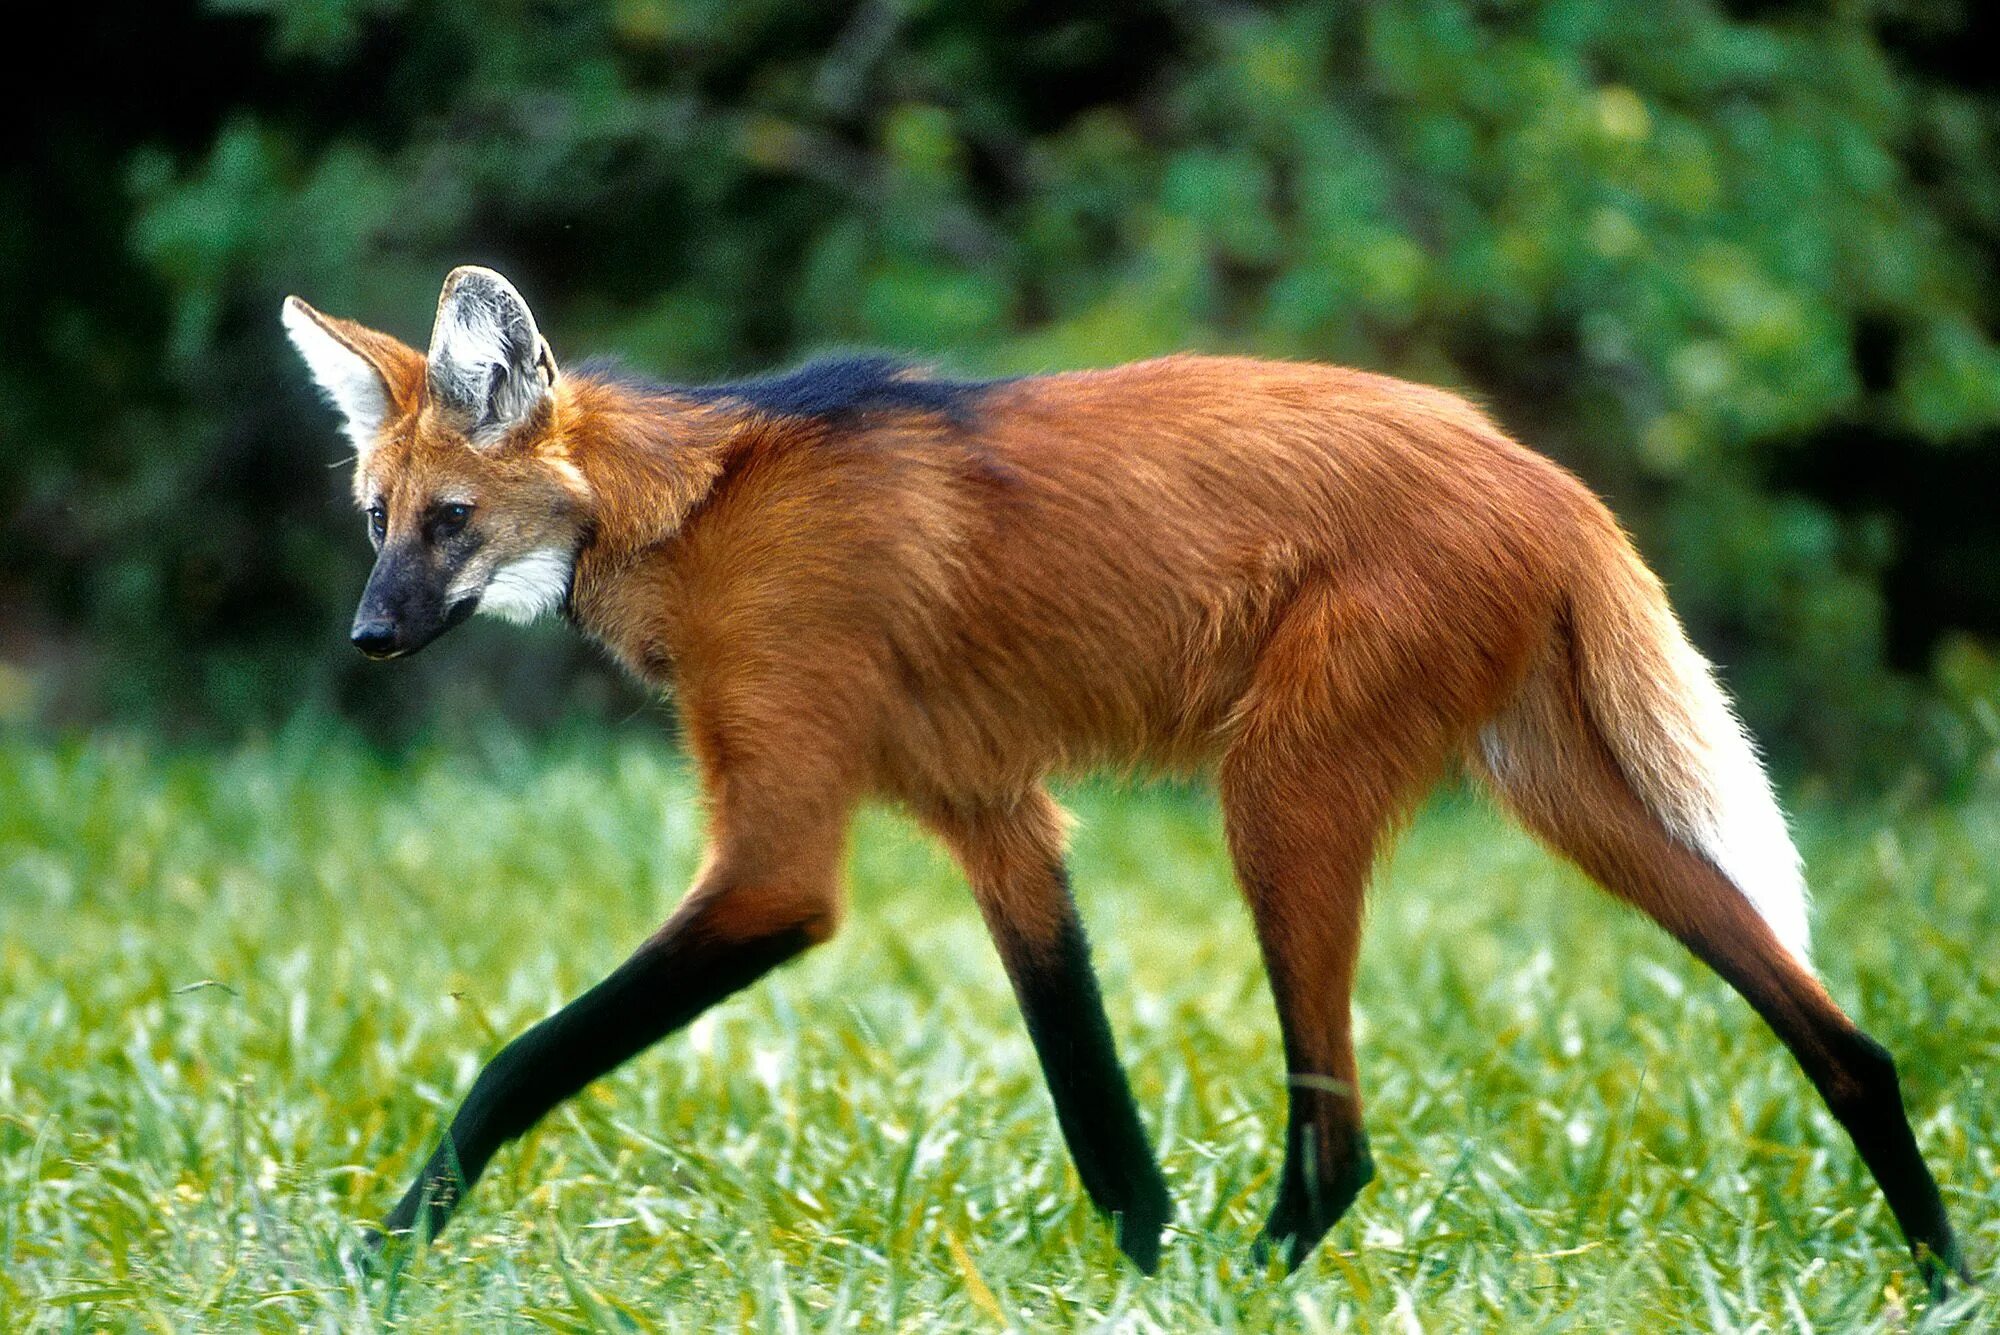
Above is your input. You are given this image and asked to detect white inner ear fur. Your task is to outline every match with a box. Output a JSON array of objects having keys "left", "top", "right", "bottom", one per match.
[
  {"left": 427, "top": 267, "right": 556, "bottom": 443},
  {"left": 282, "top": 299, "right": 390, "bottom": 454},
  {"left": 476, "top": 548, "right": 575, "bottom": 625}
]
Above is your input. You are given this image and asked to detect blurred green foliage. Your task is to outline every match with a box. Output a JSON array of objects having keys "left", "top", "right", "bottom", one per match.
[{"left": 5, "top": 0, "right": 1999, "bottom": 783}]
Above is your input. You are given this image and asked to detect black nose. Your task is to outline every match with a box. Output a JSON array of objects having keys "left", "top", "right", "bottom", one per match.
[{"left": 351, "top": 619, "right": 401, "bottom": 658}]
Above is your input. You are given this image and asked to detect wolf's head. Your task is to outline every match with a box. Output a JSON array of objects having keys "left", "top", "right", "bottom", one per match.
[{"left": 283, "top": 267, "right": 591, "bottom": 659}]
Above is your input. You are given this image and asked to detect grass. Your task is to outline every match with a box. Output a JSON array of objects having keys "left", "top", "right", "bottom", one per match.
[{"left": 1, "top": 724, "right": 1995, "bottom": 1331}]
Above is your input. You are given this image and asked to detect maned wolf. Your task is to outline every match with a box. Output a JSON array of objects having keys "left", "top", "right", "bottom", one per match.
[{"left": 284, "top": 266, "right": 1964, "bottom": 1287}]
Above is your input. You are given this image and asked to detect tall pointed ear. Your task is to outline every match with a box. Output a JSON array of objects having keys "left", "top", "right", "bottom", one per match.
[
  {"left": 426, "top": 266, "right": 558, "bottom": 444},
  {"left": 281, "top": 297, "right": 423, "bottom": 455}
]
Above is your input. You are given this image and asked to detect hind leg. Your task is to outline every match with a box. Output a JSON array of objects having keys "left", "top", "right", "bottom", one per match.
[
  {"left": 1221, "top": 586, "right": 1482, "bottom": 1269},
  {"left": 1222, "top": 753, "right": 1386, "bottom": 1271},
  {"left": 1477, "top": 667, "right": 1967, "bottom": 1287}
]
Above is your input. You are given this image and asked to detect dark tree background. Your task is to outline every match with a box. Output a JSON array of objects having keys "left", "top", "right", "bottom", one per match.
[{"left": 5, "top": 0, "right": 1998, "bottom": 785}]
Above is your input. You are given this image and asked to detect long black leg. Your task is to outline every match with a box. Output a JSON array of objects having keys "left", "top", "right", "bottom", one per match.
[
  {"left": 375, "top": 906, "right": 816, "bottom": 1243},
  {"left": 1249, "top": 939, "right": 1375, "bottom": 1272},
  {"left": 1680, "top": 924, "right": 1969, "bottom": 1294},
  {"left": 1477, "top": 701, "right": 1969, "bottom": 1298},
  {"left": 1217, "top": 748, "right": 1389, "bottom": 1275},
  {"left": 991, "top": 899, "right": 1173, "bottom": 1271},
  {"left": 928, "top": 793, "right": 1170, "bottom": 1270}
]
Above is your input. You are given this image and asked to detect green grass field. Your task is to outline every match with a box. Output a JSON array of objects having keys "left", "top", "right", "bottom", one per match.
[{"left": 2, "top": 727, "right": 1995, "bottom": 1331}]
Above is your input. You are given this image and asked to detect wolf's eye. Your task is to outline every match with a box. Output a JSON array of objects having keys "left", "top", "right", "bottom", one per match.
[
  {"left": 366, "top": 505, "right": 387, "bottom": 541},
  {"left": 434, "top": 502, "right": 474, "bottom": 538}
]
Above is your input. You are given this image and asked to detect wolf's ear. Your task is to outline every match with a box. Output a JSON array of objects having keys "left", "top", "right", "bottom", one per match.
[
  {"left": 426, "top": 266, "right": 558, "bottom": 444},
  {"left": 281, "top": 297, "right": 423, "bottom": 455}
]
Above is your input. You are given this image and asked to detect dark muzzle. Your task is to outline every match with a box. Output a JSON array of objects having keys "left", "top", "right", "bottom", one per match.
[{"left": 351, "top": 545, "right": 476, "bottom": 659}]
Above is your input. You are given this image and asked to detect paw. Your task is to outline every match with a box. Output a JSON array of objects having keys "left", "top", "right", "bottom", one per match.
[
  {"left": 1113, "top": 1181, "right": 1173, "bottom": 1275},
  {"left": 1252, "top": 1137, "right": 1375, "bottom": 1275},
  {"left": 1249, "top": 1217, "right": 1318, "bottom": 1275}
]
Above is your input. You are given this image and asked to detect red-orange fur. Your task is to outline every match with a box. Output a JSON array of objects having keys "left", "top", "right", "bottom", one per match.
[
  {"left": 290, "top": 300, "right": 1959, "bottom": 1279},
  {"left": 316, "top": 329, "right": 1770, "bottom": 1061}
]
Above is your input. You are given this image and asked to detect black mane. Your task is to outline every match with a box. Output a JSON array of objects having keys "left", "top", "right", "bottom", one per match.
[{"left": 581, "top": 353, "right": 1001, "bottom": 424}]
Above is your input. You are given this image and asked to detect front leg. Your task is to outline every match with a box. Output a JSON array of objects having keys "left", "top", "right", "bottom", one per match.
[
  {"left": 927, "top": 790, "right": 1172, "bottom": 1273},
  {"left": 373, "top": 813, "right": 848, "bottom": 1245}
]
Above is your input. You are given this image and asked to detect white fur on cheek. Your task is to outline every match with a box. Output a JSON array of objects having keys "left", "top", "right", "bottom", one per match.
[
  {"left": 477, "top": 549, "right": 575, "bottom": 625},
  {"left": 281, "top": 299, "right": 388, "bottom": 454}
]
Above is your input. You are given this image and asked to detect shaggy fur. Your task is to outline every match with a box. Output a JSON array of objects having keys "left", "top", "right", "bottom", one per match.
[{"left": 282, "top": 271, "right": 1963, "bottom": 1286}]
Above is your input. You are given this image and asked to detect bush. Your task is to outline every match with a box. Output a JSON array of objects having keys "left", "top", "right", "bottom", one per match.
[{"left": 4, "top": 0, "right": 1997, "bottom": 783}]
